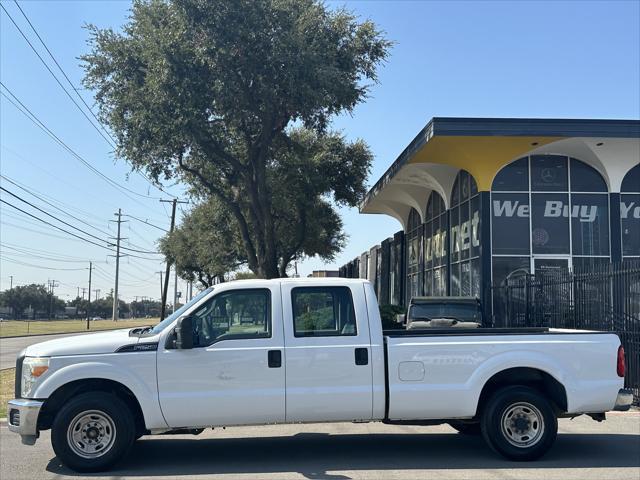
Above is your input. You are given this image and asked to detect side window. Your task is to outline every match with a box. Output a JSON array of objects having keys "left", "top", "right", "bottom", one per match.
[
  {"left": 190, "top": 289, "right": 271, "bottom": 347},
  {"left": 292, "top": 286, "right": 357, "bottom": 337}
]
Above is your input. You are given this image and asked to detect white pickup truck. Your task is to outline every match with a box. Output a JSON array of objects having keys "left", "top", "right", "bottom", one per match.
[{"left": 7, "top": 278, "right": 632, "bottom": 472}]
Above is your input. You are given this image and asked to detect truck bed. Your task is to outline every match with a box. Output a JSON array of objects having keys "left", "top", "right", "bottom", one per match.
[{"left": 382, "top": 328, "right": 621, "bottom": 421}]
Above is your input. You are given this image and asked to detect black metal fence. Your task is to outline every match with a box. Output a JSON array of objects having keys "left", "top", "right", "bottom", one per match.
[{"left": 492, "top": 259, "right": 640, "bottom": 402}]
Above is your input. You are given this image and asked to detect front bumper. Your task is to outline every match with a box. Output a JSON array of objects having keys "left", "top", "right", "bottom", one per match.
[
  {"left": 613, "top": 388, "right": 634, "bottom": 412},
  {"left": 7, "top": 399, "right": 44, "bottom": 445}
]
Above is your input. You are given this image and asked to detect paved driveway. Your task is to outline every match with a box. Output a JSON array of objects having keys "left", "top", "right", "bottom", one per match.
[
  {"left": 0, "top": 332, "right": 93, "bottom": 370},
  {"left": 1, "top": 414, "right": 638, "bottom": 480}
]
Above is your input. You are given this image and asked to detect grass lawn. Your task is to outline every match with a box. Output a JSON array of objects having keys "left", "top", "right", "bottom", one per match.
[
  {"left": 0, "top": 369, "right": 14, "bottom": 418},
  {"left": 0, "top": 318, "right": 159, "bottom": 338}
]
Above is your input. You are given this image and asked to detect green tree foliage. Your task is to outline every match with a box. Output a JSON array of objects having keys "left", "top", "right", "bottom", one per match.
[
  {"left": 82, "top": 0, "right": 390, "bottom": 278},
  {"left": 159, "top": 128, "right": 367, "bottom": 281},
  {"left": 159, "top": 198, "right": 244, "bottom": 287},
  {"left": 68, "top": 296, "right": 90, "bottom": 318},
  {"left": 0, "top": 284, "right": 63, "bottom": 319}
]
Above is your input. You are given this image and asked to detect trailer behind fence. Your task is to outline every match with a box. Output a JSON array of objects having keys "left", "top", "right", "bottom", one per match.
[{"left": 492, "top": 259, "right": 640, "bottom": 403}]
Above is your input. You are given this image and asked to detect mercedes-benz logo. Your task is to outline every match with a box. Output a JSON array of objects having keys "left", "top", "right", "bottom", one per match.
[{"left": 541, "top": 168, "right": 556, "bottom": 183}]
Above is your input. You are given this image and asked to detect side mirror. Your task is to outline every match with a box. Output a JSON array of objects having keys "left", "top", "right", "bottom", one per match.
[
  {"left": 396, "top": 314, "right": 406, "bottom": 324},
  {"left": 175, "top": 316, "right": 194, "bottom": 349}
]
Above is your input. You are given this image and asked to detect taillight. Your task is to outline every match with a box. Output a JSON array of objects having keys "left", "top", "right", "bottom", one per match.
[{"left": 617, "top": 345, "right": 625, "bottom": 378}]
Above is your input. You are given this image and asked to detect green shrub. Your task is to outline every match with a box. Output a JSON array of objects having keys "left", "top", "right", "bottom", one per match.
[{"left": 379, "top": 304, "right": 405, "bottom": 330}]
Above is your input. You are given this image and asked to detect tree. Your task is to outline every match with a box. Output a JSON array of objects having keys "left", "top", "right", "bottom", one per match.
[
  {"left": 68, "top": 296, "right": 89, "bottom": 318},
  {"left": 82, "top": 0, "right": 390, "bottom": 278},
  {"left": 159, "top": 198, "right": 244, "bottom": 287},
  {"left": 0, "top": 284, "right": 53, "bottom": 319},
  {"left": 159, "top": 128, "right": 366, "bottom": 281}
]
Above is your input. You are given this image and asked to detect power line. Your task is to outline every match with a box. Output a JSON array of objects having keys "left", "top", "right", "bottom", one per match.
[
  {"left": 123, "top": 214, "right": 169, "bottom": 232},
  {"left": 0, "top": 255, "right": 88, "bottom": 271},
  {"left": 12, "top": 0, "right": 116, "bottom": 144},
  {"left": 1, "top": 185, "right": 161, "bottom": 255},
  {"left": 1, "top": 198, "right": 116, "bottom": 251},
  {"left": 0, "top": 83, "right": 162, "bottom": 204},
  {"left": 2, "top": 145, "right": 172, "bottom": 224},
  {"left": 0, "top": 199, "right": 157, "bottom": 260},
  {"left": 7, "top": 0, "right": 178, "bottom": 200},
  {"left": 0, "top": 243, "right": 108, "bottom": 264},
  {"left": 1, "top": 185, "right": 112, "bottom": 244},
  {"left": 0, "top": 2, "right": 115, "bottom": 147},
  {"left": 1, "top": 174, "right": 111, "bottom": 237}
]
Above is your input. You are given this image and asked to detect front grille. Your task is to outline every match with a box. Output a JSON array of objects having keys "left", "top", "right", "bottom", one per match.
[
  {"left": 9, "top": 409, "right": 20, "bottom": 427},
  {"left": 14, "top": 350, "right": 25, "bottom": 398}
]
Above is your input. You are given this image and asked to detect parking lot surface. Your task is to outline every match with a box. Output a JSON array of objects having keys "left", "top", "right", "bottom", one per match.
[{"left": 1, "top": 413, "right": 638, "bottom": 480}]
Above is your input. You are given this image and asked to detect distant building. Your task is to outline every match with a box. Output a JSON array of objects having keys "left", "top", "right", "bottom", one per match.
[
  {"left": 340, "top": 117, "right": 640, "bottom": 319},
  {"left": 309, "top": 270, "right": 340, "bottom": 278}
]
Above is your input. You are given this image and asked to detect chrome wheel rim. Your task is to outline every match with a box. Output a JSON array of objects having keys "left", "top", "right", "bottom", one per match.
[
  {"left": 500, "top": 402, "right": 544, "bottom": 448},
  {"left": 66, "top": 410, "right": 116, "bottom": 458}
]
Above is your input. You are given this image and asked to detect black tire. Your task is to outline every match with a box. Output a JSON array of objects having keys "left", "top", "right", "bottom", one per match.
[
  {"left": 480, "top": 385, "right": 557, "bottom": 461},
  {"left": 51, "top": 392, "right": 135, "bottom": 472},
  {"left": 448, "top": 421, "right": 482, "bottom": 435}
]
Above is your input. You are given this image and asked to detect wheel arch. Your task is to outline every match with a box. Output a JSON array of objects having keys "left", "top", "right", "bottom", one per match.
[
  {"left": 476, "top": 367, "right": 568, "bottom": 417},
  {"left": 38, "top": 378, "right": 146, "bottom": 435}
]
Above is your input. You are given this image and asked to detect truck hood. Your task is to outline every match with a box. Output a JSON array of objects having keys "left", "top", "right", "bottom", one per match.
[{"left": 24, "top": 329, "right": 150, "bottom": 357}]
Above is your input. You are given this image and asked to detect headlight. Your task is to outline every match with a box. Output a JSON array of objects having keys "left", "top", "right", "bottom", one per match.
[{"left": 21, "top": 357, "right": 49, "bottom": 398}]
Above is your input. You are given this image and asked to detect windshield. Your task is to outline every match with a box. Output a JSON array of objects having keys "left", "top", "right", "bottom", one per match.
[
  {"left": 150, "top": 287, "right": 214, "bottom": 334},
  {"left": 409, "top": 303, "right": 481, "bottom": 323}
]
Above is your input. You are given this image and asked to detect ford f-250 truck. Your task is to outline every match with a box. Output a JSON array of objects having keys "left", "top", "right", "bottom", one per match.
[{"left": 7, "top": 278, "right": 633, "bottom": 472}]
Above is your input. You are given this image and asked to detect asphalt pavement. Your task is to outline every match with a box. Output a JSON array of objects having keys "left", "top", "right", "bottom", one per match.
[
  {"left": 0, "top": 332, "right": 93, "bottom": 370},
  {"left": 1, "top": 413, "right": 639, "bottom": 480}
]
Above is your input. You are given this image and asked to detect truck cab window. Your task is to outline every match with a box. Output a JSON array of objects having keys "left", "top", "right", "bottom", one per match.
[
  {"left": 292, "top": 286, "right": 357, "bottom": 337},
  {"left": 190, "top": 289, "right": 271, "bottom": 347}
]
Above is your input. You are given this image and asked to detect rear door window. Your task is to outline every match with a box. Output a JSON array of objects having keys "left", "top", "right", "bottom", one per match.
[{"left": 291, "top": 286, "right": 357, "bottom": 337}]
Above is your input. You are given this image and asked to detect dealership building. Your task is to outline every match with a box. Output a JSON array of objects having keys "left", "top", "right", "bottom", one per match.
[{"left": 338, "top": 117, "right": 640, "bottom": 318}]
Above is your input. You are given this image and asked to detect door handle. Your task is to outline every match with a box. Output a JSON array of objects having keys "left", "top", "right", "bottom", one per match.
[
  {"left": 355, "top": 347, "right": 368, "bottom": 366},
  {"left": 268, "top": 350, "right": 282, "bottom": 368}
]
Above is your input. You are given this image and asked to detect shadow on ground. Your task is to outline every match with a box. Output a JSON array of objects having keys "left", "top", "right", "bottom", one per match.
[{"left": 46, "top": 432, "right": 640, "bottom": 479}]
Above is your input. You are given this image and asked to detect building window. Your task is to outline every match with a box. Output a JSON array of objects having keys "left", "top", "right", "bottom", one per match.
[
  {"left": 406, "top": 208, "right": 422, "bottom": 301},
  {"left": 621, "top": 164, "right": 640, "bottom": 258},
  {"left": 422, "top": 192, "right": 448, "bottom": 297},
  {"left": 449, "top": 172, "right": 481, "bottom": 297},
  {"left": 491, "top": 155, "right": 610, "bottom": 284}
]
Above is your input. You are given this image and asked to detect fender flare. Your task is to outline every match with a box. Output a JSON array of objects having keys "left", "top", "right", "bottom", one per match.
[
  {"left": 34, "top": 361, "right": 168, "bottom": 429},
  {"left": 464, "top": 349, "right": 572, "bottom": 413}
]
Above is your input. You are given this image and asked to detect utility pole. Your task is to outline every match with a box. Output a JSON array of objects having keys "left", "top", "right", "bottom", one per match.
[
  {"left": 110, "top": 209, "right": 127, "bottom": 321},
  {"left": 81, "top": 288, "right": 87, "bottom": 300},
  {"left": 9, "top": 275, "right": 14, "bottom": 319},
  {"left": 47, "top": 279, "right": 59, "bottom": 321},
  {"left": 93, "top": 289, "right": 100, "bottom": 300},
  {"left": 173, "top": 268, "right": 178, "bottom": 313},
  {"left": 77, "top": 286, "right": 80, "bottom": 299},
  {"left": 157, "top": 271, "right": 164, "bottom": 301},
  {"left": 86, "top": 262, "right": 92, "bottom": 330},
  {"left": 159, "top": 198, "right": 187, "bottom": 320}
]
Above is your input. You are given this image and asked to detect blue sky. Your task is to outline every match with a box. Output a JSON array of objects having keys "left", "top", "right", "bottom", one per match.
[{"left": 1, "top": 0, "right": 639, "bottom": 302}]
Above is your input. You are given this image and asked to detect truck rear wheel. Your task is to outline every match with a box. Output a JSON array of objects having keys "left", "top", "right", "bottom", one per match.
[
  {"left": 51, "top": 392, "right": 135, "bottom": 472},
  {"left": 481, "top": 385, "right": 557, "bottom": 461}
]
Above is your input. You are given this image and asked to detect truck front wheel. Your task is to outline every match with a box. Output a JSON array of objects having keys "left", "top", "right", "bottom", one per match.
[
  {"left": 51, "top": 392, "right": 135, "bottom": 472},
  {"left": 481, "top": 385, "right": 557, "bottom": 461}
]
